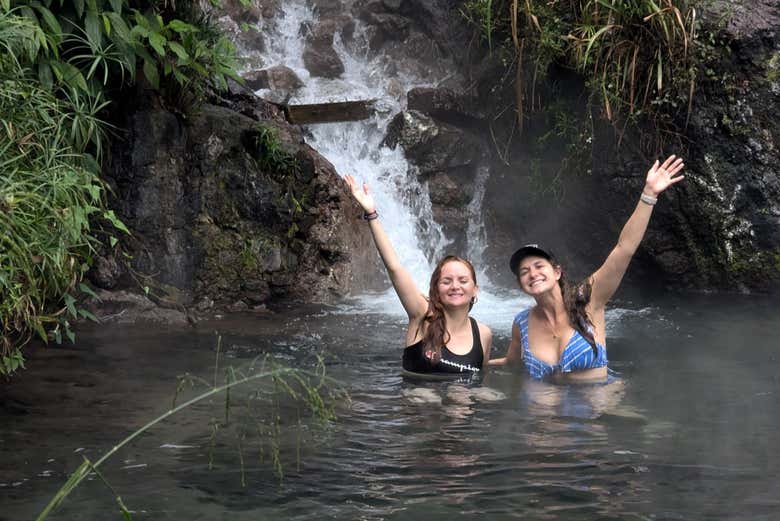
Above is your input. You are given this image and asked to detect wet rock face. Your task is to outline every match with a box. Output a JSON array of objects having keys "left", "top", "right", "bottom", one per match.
[
  {"left": 97, "top": 93, "right": 373, "bottom": 312},
  {"left": 407, "top": 87, "right": 485, "bottom": 127},
  {"left": 476, "top": 1, "right": 780, "bottom": 291},
  {"left": 300, "top": 11, "right": 357, "bottom": 79},
  {"left": 384, "top": 89, "right": 489, "bottom": 254},
  {"left": 674, "top": 2, "right": 780, "bottom": 290},
  {"left": 348, "top": 0, "right": 467, "bottom": 82},
  {"left": 384, "top": 110, "right": 486, "bottom": 177}
]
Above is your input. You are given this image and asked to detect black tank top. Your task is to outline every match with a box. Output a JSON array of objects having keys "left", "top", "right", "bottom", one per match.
[{"left": 402, "top": 317, "right": 484, "bottom": 374}]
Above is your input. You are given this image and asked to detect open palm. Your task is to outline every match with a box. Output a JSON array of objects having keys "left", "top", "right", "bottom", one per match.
[
  {"left": 645, "top": 155, "right": 685, "bottom": 196},
  {"left": 344, "top": 175, "right": 376, "bottom": 213}
]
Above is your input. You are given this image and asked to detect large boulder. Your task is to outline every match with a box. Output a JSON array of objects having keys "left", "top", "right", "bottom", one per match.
[
  {"left": 303, "top": 43, "right": 344, "bottom": 79},
  {"left": 302, "top": 15, "right": 353, "bottom": 79},
  {"left": 384, "top": 110, "right": 487, "bottom": 176},
  {"left": 95, "top": 92, "right": 374, "bottom": 314}
]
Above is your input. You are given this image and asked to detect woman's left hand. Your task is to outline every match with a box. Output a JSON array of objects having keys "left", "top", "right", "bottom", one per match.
[{"left": 644, "top": 155, "right": 685, "bottom": 197}]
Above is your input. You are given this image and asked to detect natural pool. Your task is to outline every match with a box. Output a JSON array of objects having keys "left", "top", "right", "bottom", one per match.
[{"left": 1, "top": 292, "right": 778, "bottom": 521}]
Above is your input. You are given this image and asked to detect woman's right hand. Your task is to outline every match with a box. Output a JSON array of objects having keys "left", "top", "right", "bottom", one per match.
[{"left": 344, "top": 175, "right": 376, "bottom": 214}]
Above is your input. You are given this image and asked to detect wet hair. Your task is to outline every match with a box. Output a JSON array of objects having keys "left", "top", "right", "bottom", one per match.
[
  {"left": 518, "top": 256, "right": 598, "bottom": 353},
  {"left": 421, "top": 255, "right": 477, "bottom": 363},
  {"left": 558, "top": 269, "right": 598, "bottom": 354}
]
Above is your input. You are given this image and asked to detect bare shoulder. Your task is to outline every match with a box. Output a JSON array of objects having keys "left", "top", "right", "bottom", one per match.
[
  {"left": 477, "top": 321, "right": 492, "bottom": 344},
  {"left": 477, "top": 321, "right": 492, "bottom": 337}
]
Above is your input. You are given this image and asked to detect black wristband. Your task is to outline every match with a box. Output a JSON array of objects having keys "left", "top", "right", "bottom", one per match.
[{"left": 363, "top": 210, "right": 378, "bottom": 221}]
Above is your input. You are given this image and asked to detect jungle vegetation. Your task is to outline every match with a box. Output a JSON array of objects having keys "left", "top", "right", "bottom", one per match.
[
  {"left": 461, "top": 0, "right": 699, "bottom": 148},
  {"left": 0, "top": 0, "right": 243, "bottom": 376}
]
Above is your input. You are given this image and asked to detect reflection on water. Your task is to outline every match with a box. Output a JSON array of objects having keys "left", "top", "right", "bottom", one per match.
[{"left": 1, "top": 294, "right": 779, "bottom": 521}]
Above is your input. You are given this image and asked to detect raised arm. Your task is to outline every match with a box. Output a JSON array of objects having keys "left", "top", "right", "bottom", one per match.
[
  {"left": 589, "top": 155, "right": 685, "bottom": 309},
  {"left": 344, "top": 175, "right": 428, "bottom": 320}
]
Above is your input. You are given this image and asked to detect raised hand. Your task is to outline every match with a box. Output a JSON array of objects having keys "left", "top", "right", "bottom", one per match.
[
  {"left": 644, "top": 155, "right": 685, "bottom": 197},
  {"left": 344, "top": 175, "right": 376, "bottom": 214}
]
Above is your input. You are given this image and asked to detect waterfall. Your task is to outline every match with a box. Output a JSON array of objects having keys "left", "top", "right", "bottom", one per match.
[{"left": 249, "top": 1, "right": 530, "bottom": 326}]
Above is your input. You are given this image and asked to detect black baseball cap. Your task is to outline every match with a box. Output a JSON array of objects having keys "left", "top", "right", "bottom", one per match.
[{"left": 509, "top": 244, "right": 555, "bottom": 275}]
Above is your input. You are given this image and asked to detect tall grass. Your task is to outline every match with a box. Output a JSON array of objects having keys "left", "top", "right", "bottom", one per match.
[
  {"left": 0, "top": 11, "right": 113, "bottom": 374},
  {"left": 564, "top": 0, "right": 697, "bottom": 134},
  {"left": 36, "top": 351, "right": 344, "bottom": 520},
  {"left": 465, "top": 0, "right": 699, "bottom": 145}
]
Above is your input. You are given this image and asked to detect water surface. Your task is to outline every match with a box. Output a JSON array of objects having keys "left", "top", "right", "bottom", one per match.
[{"left": 1, "top": 293, "right": 778, "bottom": 521}]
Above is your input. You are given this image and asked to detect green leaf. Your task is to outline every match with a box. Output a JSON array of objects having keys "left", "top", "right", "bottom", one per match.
[
  {"left": 38, "top": 62, "right": 54, "bottom": 90},
  {"left": 167, "top": 41, "right": 189, "bottom": 60},
  {"left": 79, "top": 283, "right": 100, "bottom": 300},
  {"left": 74, "top": 0, "right": 85, "bottom": 19},
  {"left": 19, "top": 6, "right": 37, "bottom": 22},
  {"left": 85, "top": 11, "right": 102, "bottom": 47},
  {"left": 172, "top": 68, "right": 188, "bottom": 84},
  {"left": 66, "top": 328, "right": 76, "bottom": 344},
  {"left": 583, "top": 24, "right": 614, "bottom": 67},
  {"left": 168, "top": 19, "right": 196, "bottom": 34},
  {"left": 109, "top": 236, "right": 118, "bottom": 247},
  {"left": 142, "top": 59, "right": 159, "bottom": 89},
  {"left": 105, "top": 12, "right": 130, "bottom": 42},
  {"left": 64, "top": 293, "right": 77, "bottom": 318},
  {"left": 102, "top": 13, "right": 111, "bottom": 36},
  {"left": 109, "top": 0, "right": 123, "bottom": 13},
  {"left": 131, "top": 24, "right": 150, "bottom": 39},
  {"left": 149, "top": 32, "right": 166, "bottom": 56},
  {"left": 77, "top": 308, "right": 99, "bottom": 322},
  {"left": 52, "top": 62, "right": 89, "bottom": 92},
  {"left": 103, "top": 210, "right": 130, "bottom": 234},
  {"left": 32, "top": 320, "right": 48, "bottom": 343},
  {"left": 35, "top": 5, "right": 63, "bottom": 39}
]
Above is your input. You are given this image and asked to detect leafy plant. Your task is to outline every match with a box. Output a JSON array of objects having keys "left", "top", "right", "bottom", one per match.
[
  {"left": 0, "top": 13, "right": 122, "bottom": 373},
  {"left": 129, "top": 8, "right": 243, "bottom": 110},
  {"left": 0, "top": 0, "right": 244, "bottom": 375},
  {"left": 253, "top": 124, "right": 300, "bottom": 175}
]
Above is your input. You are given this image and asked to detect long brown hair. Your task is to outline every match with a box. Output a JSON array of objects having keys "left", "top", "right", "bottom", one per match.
[
  {"left": 421, "top": 255, "right": 477, "bottom": 362},
  {"left": 556, "top": 265, "right": 597, "bottom": 353}
]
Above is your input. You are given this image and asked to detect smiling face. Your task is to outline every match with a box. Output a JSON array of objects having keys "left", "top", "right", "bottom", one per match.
[
  {"left": 436, "top": 259, "right": 478, "bottom": 309},
  {"left": 516, "top": 255, "right": 561, "bottom": 296}
]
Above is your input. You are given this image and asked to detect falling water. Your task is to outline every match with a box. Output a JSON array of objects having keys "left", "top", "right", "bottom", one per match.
[{"left": 249, "top": 0, "right": 531, "bottom": 325}]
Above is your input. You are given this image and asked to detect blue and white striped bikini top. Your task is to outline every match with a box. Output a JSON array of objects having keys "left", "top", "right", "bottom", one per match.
[{"left": 514, "top": 308, "right": 608, "bottom": 379}]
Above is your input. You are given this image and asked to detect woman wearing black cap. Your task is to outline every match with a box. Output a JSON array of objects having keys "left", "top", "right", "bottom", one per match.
[
  {"left": 490, "top": 155, "right": 685, "bottom": 381},
  {"left": 344, "top": 175, "right": 492, "bottom": 378}
]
